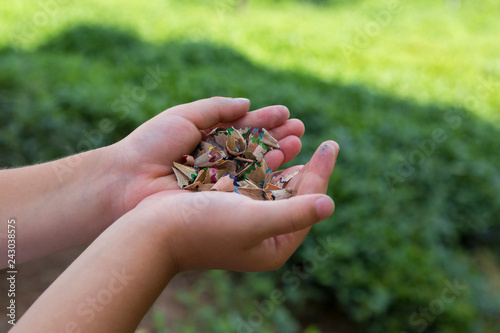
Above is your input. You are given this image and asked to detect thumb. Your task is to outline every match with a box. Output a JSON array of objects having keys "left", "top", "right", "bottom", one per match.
[{"left": 245, "top": 194, "right": 334, "bottom": 241}]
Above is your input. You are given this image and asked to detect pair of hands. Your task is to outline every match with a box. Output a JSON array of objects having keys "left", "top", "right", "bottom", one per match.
[
  {"left": 112, "top": 97, "right": 339, "bottom": 273},
  {"left": 5, "top": 97, "right": 338, "bottom": 333}
]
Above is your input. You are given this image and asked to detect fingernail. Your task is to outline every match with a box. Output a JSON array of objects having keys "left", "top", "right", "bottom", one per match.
[
  {"left": 234, "top": 97, "right": 250, "bottom": 103},
  {"left": 318, "top": 141, "right": 339, "bottom": 155},
  {"left": 331, "top": 141, "right": 340, "bottom": 152},
  {"left": 315, "top": 196, "right": 335, "bottom": 220}
]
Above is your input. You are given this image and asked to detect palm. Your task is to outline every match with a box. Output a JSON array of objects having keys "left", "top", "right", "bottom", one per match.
[
  {"left": 135, "top": 138, "right": 338, "bottom": 272},
  {"left": 115, "top": 98, "right": 306, "bottom": 214}
]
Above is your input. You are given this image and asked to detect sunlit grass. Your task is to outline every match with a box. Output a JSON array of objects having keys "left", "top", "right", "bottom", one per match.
[{"left": 1, "top": 0, "right": 499, "bottom": 123}]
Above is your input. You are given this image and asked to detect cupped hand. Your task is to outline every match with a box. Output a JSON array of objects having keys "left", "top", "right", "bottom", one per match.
[
  {"left": 134, "top": 140, "right": 339, "bottom": 273},
  {"left": 112, "top": 97, "right": 305, "bottom": 216}
]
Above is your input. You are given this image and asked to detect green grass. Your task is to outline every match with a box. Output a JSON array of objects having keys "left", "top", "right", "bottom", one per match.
[
  {"left": 1, "top": 1, "right": 500, "bottom": 332},
  {"left": 2, "top": 0, "right": 499, "bottom": 121}
]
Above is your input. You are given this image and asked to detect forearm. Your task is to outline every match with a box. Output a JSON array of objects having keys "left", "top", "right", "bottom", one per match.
[
  {"left": 11, "top": 209, "right": 177, "bottom": 332},
  {"left": 0, "top": 145, "right": 126, "bottom": 266}
]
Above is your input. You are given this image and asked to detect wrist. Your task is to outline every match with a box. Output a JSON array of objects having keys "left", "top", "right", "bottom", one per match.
[
  {"left": 92, "top": 143, "right": 134, "bottom": 222},
  {"left": 119, "top": 205, "right": 180, "bottom": 276}
]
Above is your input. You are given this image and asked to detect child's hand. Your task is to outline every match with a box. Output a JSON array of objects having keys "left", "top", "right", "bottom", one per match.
[
  {"left": 8, "top": 97, "right": 338, "bottom": 331},
  {"left": 133, "top": 140, "right": 338, "bottom": 272},
  {"left": 111, "top": 97, "right": 306, "bottom": 218}
]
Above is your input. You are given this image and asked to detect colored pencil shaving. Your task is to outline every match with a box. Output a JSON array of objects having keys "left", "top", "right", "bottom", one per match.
[{"left": 172, "top": 127, "right": 296, "bottom": 200}]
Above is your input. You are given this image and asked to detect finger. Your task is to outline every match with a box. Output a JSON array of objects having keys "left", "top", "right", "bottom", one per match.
[
  {"left": 290, "top": 141, "right": 339, "bottom": 195},
  {"left": 242, "top": 231, "right": 310, "bottom": 271},
  {"left": 219, "top": 105, "right": 290, "bottom": 130},
  {"left": 278, "top": 135, "right": 302, "bottom": 166},
  {"left": 237, "top": 235, "right": 301, "bottom": 271},
  {"left": 168, "top": 97, "right": 251, "bottom": 130},
  {"left": 263, "top": 149, "right": 284, "bottom": 172},
  {"left": 264, "top": 135, "right": 302, "bottom": 170},
  {"left": 268, "top": 119, "right": 305, "bottom": 140},
  {"left": 245, "top": 194, "right": 334, "bottom": 241}
]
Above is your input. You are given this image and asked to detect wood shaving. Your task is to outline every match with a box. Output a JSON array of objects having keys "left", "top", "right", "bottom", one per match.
[{"left": 172, "top": 127, "right": 296, "bottom": 200}]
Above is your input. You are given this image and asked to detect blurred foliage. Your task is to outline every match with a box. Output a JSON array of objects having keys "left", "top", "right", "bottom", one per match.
[
  {"left": 2, "top": 1, "right": 500, "bottom": 332},
  {"left": 172, "top": 270, "right": 300, "bottom": 332}
]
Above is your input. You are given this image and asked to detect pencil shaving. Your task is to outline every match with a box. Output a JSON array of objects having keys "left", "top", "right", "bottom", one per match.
[{"left": 173, "top": 127, "right": 297, "bottom": 200}]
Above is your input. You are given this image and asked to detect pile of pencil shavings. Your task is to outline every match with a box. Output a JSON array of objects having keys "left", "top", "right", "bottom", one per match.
[{"left": 172, "top": 127, "right": 298, "bottom": 200}]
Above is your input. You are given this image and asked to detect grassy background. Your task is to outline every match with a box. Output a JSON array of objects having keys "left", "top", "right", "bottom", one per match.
[{"left": 1, "top": 0, "right": 500, "bottom": 332}]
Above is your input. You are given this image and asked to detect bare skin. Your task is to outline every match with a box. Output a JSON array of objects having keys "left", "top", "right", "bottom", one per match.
[{"left": 1, "top": 97, "right": 339, "bottom": 332}]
